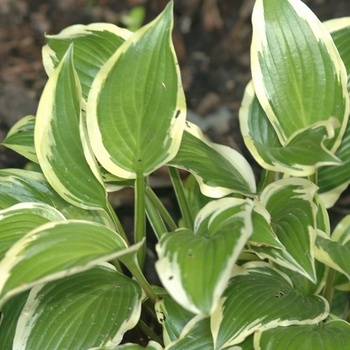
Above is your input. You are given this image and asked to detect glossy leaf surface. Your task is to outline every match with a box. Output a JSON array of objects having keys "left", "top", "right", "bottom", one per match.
[
  {"left": 249, "top": 199, "right": 283, "bottom": 249},
  {"left": 166, "top": 315, "right": 213, "bottom": 350},
  {"left": 249, "top": 178, "right": 318, "bottom": 282},
  {"left": 315, "top": 220, "right": 350, "bottom": 281},
  {"left": 239, "top": 82, "right": 342, "bottom": 176},
  {"left": 318, "top": 18, "right": 350, "bottom": 207},
  {"left": 255, "top": 320, "right": 350, "bottom": 350},
  {"left": 211, "top": 263, "right": 328, "bottom": 349},
  {"left": 169, "top": 122, "right": 256, "bottom": 197},
  {"left": 155, "top": 296, "right": 195, "bottom": 346},
  {"left": 35, "top": 44, "right": 108, "bottom": 211},
  {"left": 13, "top": 264, "right": 142, "bottom": 350},
  {"left": 87, "top": 2, "right": 186, "bottom": 178},
  {"left": 0, "top": 169, "right": 112, "bottom": 226},
  {"left": 0, "top": 291, "right": 29, "bottom": 349},
  {"left": 0, "top": 220, "right": 128, "bottom": 307},
  {"left": 251, "top": 0, "right": 348, "bottom": 149},
  {"left": 43, "top": 23, "right": 131, "bottom": 99},
  {"left": 0, "top": 202, "right": 65, "bottom": 261},
  {"left": 156, "top": 198, "right": 254, "bottom": 314},
  {"left": 1, "top": 116, "right": 37, "bottom": 163}
]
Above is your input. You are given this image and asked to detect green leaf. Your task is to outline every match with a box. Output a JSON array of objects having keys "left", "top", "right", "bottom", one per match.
[
  {"left": 230, "top": 335, "right": 255, "bottom": 350},
  {"left": 254, "top": 320, "right": 350, "bottom": 350},
  {"left": 0, "top": 169, "right": 113, "bottom": 226},
  {"left": 43, "top": 23, "right": 132, "bottom": 99},
  {"left": 13, "top": 264, "right": 143, "bottom": 349},
  {"left": 239, "top": 82, "right": 342, "bottom": 176},
  {"left": 0, "top": 220, "right": 128, "bottom": 307},
  {"left": 249, "top": 178, "right": 318, "bottom": 282},
  {"left": 1, "top": 115, "right": 37, "bottom": 163},
  {"left": 155, "top": 198, "right": 254, "bottom": 314},
  {"left": 211, "top": 262, "right": 329, "bottom": 349},
  {"left": 168, "top": 122, "right": 256, "bottom": 197},
  {"left": 249, "top": 199, "right": 284, "bottom": 249},
  {"left": 324, "top": 17, "right": 350, "bottom": 75},
  {"left": 317, "top": 19, "right": 350, "bottom": 207},
  {"left": 315, "top": 219, "right": 350, "bottom": 281},
  {"left": 330, "top": 289, "right": 349, "bottom": 318},
  {"left": 330, "top": 214, "right": 350, "bottom": 243},
  {"left": 318, "top": 119, "right": 350, "bottom": 207},
  {"left": 333, "top": 270, "right": 350, "bottom": 291},
  {"left": 155, "top": 296, "right": 195, "bottom": 346},
  {"left": 0, "top": 291, "right": 30, "bottom": 349},
  {"left": 35, "top": 44, "right": 108, "bottom": 212},
  {"left": 183, "top": 174, "right": 212, "bottom": 221},
  {"left": 273, "top": 260, "right": 326, "bottom": 296},
  {"left": 91, "top": 342, "right": 163, "bottom": 350},
  {"left": 314, "top": 193, "right": 331, "bottom": 236},
  {"left": 0, "top": 202, "right": 65, "bottom": 260},
  {"left": 166, "top": 315, "right": 214, "bottom": 350},
  {"left": 251, "top": 0, "right": 348, "bottom": 149},
  {"left": 87, "top": 2, "right": 186, "bottom": 178}
]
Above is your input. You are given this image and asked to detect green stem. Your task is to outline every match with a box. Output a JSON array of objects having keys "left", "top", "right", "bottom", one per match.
[
  {"left": 135, "top": 173, "right": 146, "bottom": 269},
  {"left": 145, "top": 194, "right": 168, "bottom": 240},
  {"left": 106, "top": 202, "right": 130, "bottom": 245},
  {"left": 119, "top": 251, "right": 159, "bottom": 303},
  {"left": 138, "top": 319, "right": 164, "bottom": 346},
  {"left": 323, "top": 267, "right": 335, "bottom": 306},
  {"left": 168, "top": 166, "right": 193, "bottom": 229},
  {"left": 145, "top": 185, "right": 177, "bottom": 232}
]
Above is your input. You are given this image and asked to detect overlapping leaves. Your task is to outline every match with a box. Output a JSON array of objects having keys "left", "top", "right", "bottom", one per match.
[
  {"left": 211, "top": 263, "right": 328, "bottom": 349},
  {"left": 11, "top": 265, "right": 143, "bottom": 350},
  {"left": 156, "top": 198, "right": 254, "bottom": 315},
  {"left": 240, "top": 0, "right": 349, "bottom": 177},
  {"left": 0, "top": 220, "right": 129, "bottom": 307},
  {"left": 87, "top": 2, "right": 186, "bottom": 179},
  {"left": 247, "top": 178, "right": 318, "bottom": 282}
]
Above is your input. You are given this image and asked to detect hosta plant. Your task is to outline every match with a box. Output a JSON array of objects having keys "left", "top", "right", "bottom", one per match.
[{"left": 1, "top": 0, "right": 350, "bottom": 349}]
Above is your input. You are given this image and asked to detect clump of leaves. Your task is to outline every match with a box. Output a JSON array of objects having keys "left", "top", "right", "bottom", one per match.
[{"left": 1, "top": 0, "right": 350, "bottom": 349}]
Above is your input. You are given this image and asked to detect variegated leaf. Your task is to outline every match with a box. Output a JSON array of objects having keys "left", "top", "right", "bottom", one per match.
[
  {"left": 0, "top": 220, "right": 128, "bottom": 307},
  {"left": 13, "top": 264, "right": 143, "bottom": 349},
  {"left": 249, "top": 178, "right": 318, "bottom": 282},
  {"left": 87, "top": 2, "right": 186, "bottom": 179},
  {"left": 43, "top": 23, "right": 132, "bottom": 99},
  {"left": 1, "top": 116, "right": 37, "bottom": 163},
  {"left": 251, "top": 0, "right": 348, "bottom": 150},
  {"left": 35, "top": 44, "right": 108, "bottom": 211},
  {"left": 211, "top": 262, "right": 328, "bottom": 349},
  {"left": 255, "top": 320, "right": 350, "bottom": 350},
  {"left": 0, "top": 202, "right": 65, "bottom": 261},
  {"left": 169, "top": 121, "right": 256, "bottom": 197},
  {"left": 156, "top": 198, "right": 254, "bottom": 314},
  {"left": 0, "top": 169, "right": 113, "bottom": 227}
]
